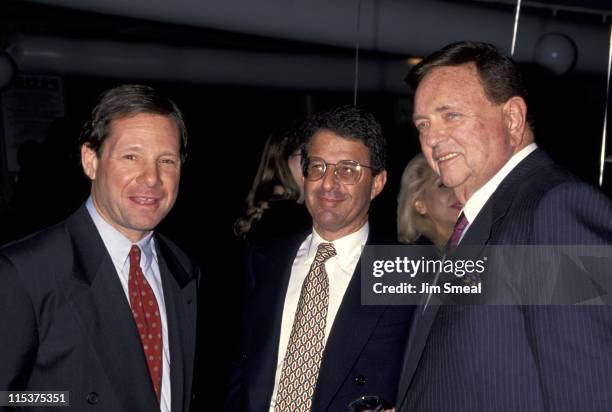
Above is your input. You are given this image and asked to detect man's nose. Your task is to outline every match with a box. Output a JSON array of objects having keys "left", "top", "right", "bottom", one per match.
[
  {"left": 422, "top": 123, "right": 448, "bottom": 148},
  {"left": 138, "top": 161, "right": 162, "bottom": 187},
  {"left": 321, "top": 165, "right": 340, "bottom": 190}
]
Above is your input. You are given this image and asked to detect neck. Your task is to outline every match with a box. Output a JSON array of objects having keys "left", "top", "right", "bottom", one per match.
[
  {"left": 454, "top": 185, "right": 472, "bottom": 205},
  {"left": 90, "top": 196, "right": 148, "bottom": 243},
  {"left": 314, "top": 219, "right": 367, "bottom": 242}
]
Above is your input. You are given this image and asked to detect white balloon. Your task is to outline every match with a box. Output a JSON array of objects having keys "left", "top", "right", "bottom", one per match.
[{"left": 534, "top": 33, "right": 577, "bottom": 75}]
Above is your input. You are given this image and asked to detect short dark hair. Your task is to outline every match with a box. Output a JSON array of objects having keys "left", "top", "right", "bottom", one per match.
[
  {"left": 407, "top": 41, "right": 529, "bottom": 108},
  {"left": 301, "top": 105, "right": 386, "bottom": 175},
  {"left": 78, "top": 84, "right": 188, "bottom": 161}
]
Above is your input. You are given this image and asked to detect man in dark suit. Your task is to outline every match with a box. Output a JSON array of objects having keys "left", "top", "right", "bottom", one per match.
[
  {"left": 396, "top": 42, "right": 612, "bottom": 411},
  {"left": 0, "top": 85, "right": 199, "bottom": 411},
  {"left": 227, "top": 106, "right": 414, "bottom": 412}
]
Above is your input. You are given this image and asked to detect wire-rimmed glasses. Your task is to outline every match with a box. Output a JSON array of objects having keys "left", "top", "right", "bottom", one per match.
[{"left": 304, "top": 156, "right": 373, "bottom": 185}]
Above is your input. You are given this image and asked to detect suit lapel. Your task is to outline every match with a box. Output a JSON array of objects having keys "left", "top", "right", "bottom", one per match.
[
  {"left": 313, "top": 260, "right": 386, "bottom": 411},
  {"left": 61, "top": 206, "right": 158, "bottom": 411},
  {"left": 463, "top": 205, "right": 493, "bottom": 245},
  {"left": 395, "top": 302, "right": 438, "bottom": 409},
  {"left": 156, "top": 236, "right": 198, "bottom": 412},
  {"left": 462, "top": 149, "right": 552, "bottom": 247},
  {"left": 248, "top": 237, "right": 302, "bottom": 411}
]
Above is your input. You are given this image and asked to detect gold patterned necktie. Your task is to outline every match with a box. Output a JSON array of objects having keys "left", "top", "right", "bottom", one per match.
[{"left": 274, "top": 242, "right": 337, "bottom": 412}]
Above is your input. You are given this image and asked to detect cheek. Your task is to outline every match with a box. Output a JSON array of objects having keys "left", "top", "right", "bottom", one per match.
[
  {"left": 434, "top": 194, "right": 447, "bottom": 208},
  {"left": 460, "top": 123, "right": 493, "bottom": 157},
  {"left": 453, "top": 119, "right": 480, "bottom": 144},
  {"left": 166, "top": 168, "right": 180, "bottom": 183},
  {"left": 101, "top": 161, "right": 135, "bottom": 185},
  {"left": 426, "top": 194, "right": 441, "bottom": 211},
  {"left": 163, "top": 171, "right": 181, "bottom": 192},
  {"left": 428, "top": 188, "right": 448, "bottom": 208},
  {"left": 100, "top": 168, "right": 127, "bottom": 193},
  {"left": 304, "top": 181, "right": 321, "bottom": 205},
  {"left": 351, "top": 185, "right": 371, "bottom": 210}
]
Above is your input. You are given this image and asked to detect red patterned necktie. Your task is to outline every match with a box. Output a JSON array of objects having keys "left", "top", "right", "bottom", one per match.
[
  {"left": 128, "top": 245, "right": 163, "bottom": 401},
  {"left": 448, "top": 213, "right": 469, "bottom": 250},
  {"left": 274, "top": 242, "right": 336, "bottom": 412}
]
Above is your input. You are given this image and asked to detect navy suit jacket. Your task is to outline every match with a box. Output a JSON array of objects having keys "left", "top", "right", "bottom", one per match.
[
  {"left": 396, "top": 149, "right": 612, "bottom": 412},
  {"left": 226, "top": 230, "right": 415, "bottom": 412},
  {"left": 0, "top": 205, "right": 200, "bottom": 412}
]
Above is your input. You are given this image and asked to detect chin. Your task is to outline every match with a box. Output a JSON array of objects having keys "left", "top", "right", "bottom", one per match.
[
  {"left": 314, "top": 214, "right": 343, "bottom": 230},
  {"left": 441, "top": 176, "right": 465, "bottom": 189},
  {"left": 127, "top": 216, "right": 164, "bottom": 231}
]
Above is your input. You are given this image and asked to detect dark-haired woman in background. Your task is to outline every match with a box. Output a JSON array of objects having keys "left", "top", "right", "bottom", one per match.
[{"left": 234, "top": 128, "right": 310, "bottom": 245}]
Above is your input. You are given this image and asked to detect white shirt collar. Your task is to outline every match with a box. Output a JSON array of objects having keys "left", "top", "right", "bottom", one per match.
[
  {"left": 306, "top": 222, "right": 369, "bottom": 272},
  {"left": 86, "top": 196, "right": 156, "bottom": 272},
  {"left": 463, "top": 143, "right": 537, "bottom": 224}
]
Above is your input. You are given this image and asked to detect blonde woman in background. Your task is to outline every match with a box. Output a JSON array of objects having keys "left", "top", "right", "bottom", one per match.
[{"left": 397, "top": 153, "right": 462, "bottom": 247}]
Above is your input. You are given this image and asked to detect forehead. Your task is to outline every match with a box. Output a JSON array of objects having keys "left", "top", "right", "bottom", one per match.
[
  {"left": 415, "top": 63, "right": 489, "bottom": 108},
  {"left": 106, "top": 113, "right": 180, "bottom": 148},
  {"left": 308, "top": 130, "right": 370, "bottom": 163}
]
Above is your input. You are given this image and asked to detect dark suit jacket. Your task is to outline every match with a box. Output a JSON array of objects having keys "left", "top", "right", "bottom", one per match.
[
  {"left": 226, "top": 229, "right": 415, "bottom": 412},
  {"left": 0, "top": 205, "right": 199, "bottom": 411},
  {"left": 396, "top": 149, "right": 612, "bottom": 412}
]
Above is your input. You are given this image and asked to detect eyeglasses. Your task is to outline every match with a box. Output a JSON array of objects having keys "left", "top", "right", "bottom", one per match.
[{"left": 305, "top": 157, "right": 373, "bottom": 185}]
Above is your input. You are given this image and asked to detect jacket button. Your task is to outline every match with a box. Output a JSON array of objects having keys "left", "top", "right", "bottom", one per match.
[
  {"left": 354, "top": 375, "right": 366, "bottom": 386},
  {"left": 86, "top": 392, "right": 99, "bottom": 404}
]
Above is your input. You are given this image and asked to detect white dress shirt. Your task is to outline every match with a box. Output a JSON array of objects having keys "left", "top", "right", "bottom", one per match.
[
  {"left": 459, "top": 143, "right": 538, "bottom": 243},
  {"left": 86, "top": 197, "right": 171, "bottom": 412},
  {"left": 268, "top": 223, "right": 369, "bottom": 411}
]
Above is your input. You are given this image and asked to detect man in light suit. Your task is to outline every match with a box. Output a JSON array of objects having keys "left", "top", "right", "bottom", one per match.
[
  {"left": 0, "top": 85, "right": 199, "bottom": 411},
  {"left": 396, "top": 42, "right": 612, "bottom": 411},
  {"left": 227, "top": 106, "right": 415, "bottom": 412}
]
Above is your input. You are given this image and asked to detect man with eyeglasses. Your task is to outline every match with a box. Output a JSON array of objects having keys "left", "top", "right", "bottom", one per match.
[{"left": 226, "top": 105, "right": 414, "bottom": 412}]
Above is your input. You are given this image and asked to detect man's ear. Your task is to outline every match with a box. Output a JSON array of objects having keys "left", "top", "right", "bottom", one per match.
[
  {"left": 370, "top": 169, "right": 387, "bottom": 200},
  {"left": 81, "top": 144, "right": 98, "bottom": 181},
  {"left": 414, "top": 199, "right": 427, "bottom": 215},
  {"left": 502, "top": 96, "right": 528, "bottom": 147}
]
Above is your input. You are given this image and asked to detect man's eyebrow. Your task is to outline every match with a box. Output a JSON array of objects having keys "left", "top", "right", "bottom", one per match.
[
  {"left": 159, "top": 151, "right": 180, "bottom": 158},
  {"left": 124, "top": 144, "right": 144, "bottom": 151},
  {"left": 412, "top": 105, "right": 453, "bottom": 122},
  {"left": 120, "top": 145, "right": 179, "bottom": 157},
  {"left": 435, "top": 105, "right": 452, "bottom": 113}
]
